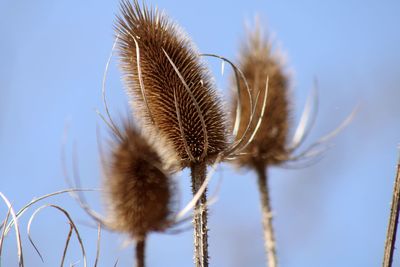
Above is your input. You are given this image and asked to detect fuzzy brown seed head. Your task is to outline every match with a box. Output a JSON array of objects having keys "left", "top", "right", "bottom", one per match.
[
  {"left": 104, "top": 121, "right": 173, "bottom": 240},
  {"left": 234, "top": 28, "right": 290, "bottom": 168},
  {"left": 115, "top": 0, "right": 228, "bottom": 168}
]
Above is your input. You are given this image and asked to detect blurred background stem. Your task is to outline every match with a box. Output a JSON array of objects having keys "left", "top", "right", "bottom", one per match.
[{"left": 255, "top": 163, "right": 278, "bottom": 267}]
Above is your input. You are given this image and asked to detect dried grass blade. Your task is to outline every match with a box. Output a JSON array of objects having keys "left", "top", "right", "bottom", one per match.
[
  {"left": 27, "top": 204, "right": 87, "bottom": 267},
  {"left": 0, "top": 192, "right": 24, "bottom": 267},
  {"left": 4, "top": 188, "right": 99, "bottom": 237},
  {"left": 61, "top": 143, "right": 106, "bottom": 226},
  {"left": 94, "top": 224, "right": 101, "bottom": 267},
  {"left": 60, "top": 224, "right": 73, "bottom": 267},
  {"left": 0, "top": 207, "right": 11, "bottom": 260}
]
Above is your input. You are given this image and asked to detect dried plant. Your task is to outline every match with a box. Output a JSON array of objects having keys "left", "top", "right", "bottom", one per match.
[
  {"left": 113, "top": 1, "right": 271, "bottom": 264},
  {"left": 104, "top": 119, "right": 175, "bottom": 267},
  {"left": 115, "top": 0, "right": 228, "bottom": 169},
  {"left": 3, "top": 119, "right": 173, "bottom": 267},
  {"left": 233, "top": 29, "right": 289, "bottom": 170},
  {"left": 231, "top": 24, "right": 356, "bottom": 267},
  {"left": 231, "top": 26, "right": 288, "bottom": 267},
  {"left": 0, "top": 2, "right": 365, "bottom": 267},
  {"left": 114, "top": 1, "right": 235, "bottom": 266},
  {"left": 0, "top": 189, "right": 102, "bottom": 267}
]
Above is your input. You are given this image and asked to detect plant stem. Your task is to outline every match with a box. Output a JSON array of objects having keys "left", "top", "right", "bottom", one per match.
[
  {"left": 382, "top": 159, "right": 400, "bottom": 267},
  {"left": 191, "top": 161, "right": 209, "bottom": 267},
  {"left": 136, "top": 238, "right": 146, "bottom": 267},
  {"left": 255, "top": 163, "right": 278, "bottom": 267}
]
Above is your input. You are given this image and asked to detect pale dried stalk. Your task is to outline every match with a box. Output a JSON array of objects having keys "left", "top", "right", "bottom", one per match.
[
  {"left": 255, "top": 164, "right": 278, "bottom": 267},
  {"left": 0, "top": 192, "right": 24, "bottom": 267},
  {"left": 94, "top": 224, "right": 101, "bottom": 267}
]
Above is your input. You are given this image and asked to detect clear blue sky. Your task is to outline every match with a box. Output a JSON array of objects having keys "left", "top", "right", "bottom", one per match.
[{"left": 1, "top": 0, "right": 400, "bottom": 266}]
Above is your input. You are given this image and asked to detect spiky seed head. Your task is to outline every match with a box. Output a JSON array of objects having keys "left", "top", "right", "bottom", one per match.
[
  {"left": 115, "top": 0, "right": 228, "bottom": 168},
  {"left": 104, "top": 121, "right": 173, "bottom": 240},
  {"left": 233, "top": 27, "right": 290, "bottom": 168}
]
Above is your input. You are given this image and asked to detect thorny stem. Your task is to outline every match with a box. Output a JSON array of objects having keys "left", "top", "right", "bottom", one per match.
[
  {"left": 382, "top": 159, "right": 400, "bottom": 267},
  {"left": 255, "top": 163, "right": 278, "bottom": 267},
  {"left": 135, "top": 238, "right": 146, "bottom": 267},
  {"left": 191, "top": 161, "right": 209, "bottom": 267}
]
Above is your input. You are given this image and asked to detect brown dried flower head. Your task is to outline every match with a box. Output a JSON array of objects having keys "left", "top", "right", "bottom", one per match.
[
  {"left": 115, "top": 0, "right": 228, "bottom": 168},
  {"left": 234, "top": 27, "right": 290, "bottom": 168},
  {"left": 104, "top": 121, "right": 173, "bottom": 241}
]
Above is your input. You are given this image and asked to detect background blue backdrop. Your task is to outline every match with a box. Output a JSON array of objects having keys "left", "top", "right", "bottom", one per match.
[{"left": 1, "top": 0, "right": 400, "bottom": 266}]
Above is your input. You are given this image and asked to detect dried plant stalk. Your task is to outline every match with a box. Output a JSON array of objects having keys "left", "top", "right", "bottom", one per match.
[
  {"left": 136, "top": 238, "right": 146, "bottom": 267},
  {"left": 382, "top": 158, "right": 400, "bottom": 267},
  {"left": 232, "top": 22, "right": 356, "bottom": 266},
  {"left": 191, "top": 162, "right": 209, "bottom": 266},
  {"left": 255, "top": 164, "right": 277, "bottom": 267}
]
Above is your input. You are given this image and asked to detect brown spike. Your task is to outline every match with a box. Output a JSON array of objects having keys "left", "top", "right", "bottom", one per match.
[
  {"left": 115, "top": 0, "right": 228, "bottom": 168},
  {"left": 104, "top": 120, "right": 173, "bottom": 241},
  {"left": 233, "top": 27, "right": 290, "bottom": 168}
]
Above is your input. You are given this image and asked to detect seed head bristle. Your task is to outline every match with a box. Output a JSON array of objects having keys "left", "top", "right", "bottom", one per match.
[
  {"left": 233, "top": 27, "right": 290, "bottom": 168},
  {"left": 104, "top": 120, "right": 173, "bottom": 240},
  {"left": 115, "top": 0, "right": 228, "bottom": 167}
]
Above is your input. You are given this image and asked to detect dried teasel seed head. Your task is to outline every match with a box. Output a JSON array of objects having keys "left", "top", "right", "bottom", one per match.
[
  {"left": 233, "top": 26, "right": 290, "bottom": 168},
  {"left": 104, "top": 120, "right": 173, "bottom": 240},
  {"left": 115, "top": 0, "right": 228, "bottom": 168}
]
